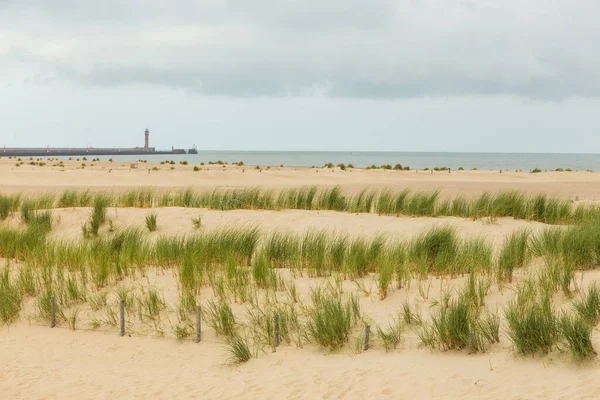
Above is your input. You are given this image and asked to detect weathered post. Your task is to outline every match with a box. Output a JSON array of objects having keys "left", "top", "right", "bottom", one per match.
[
  {"left": 50, "top": 296, "right": 56, "bottom": 328},
  {"left": 195, "top": 305, "right": 201, "bottom": 343},
  {"left": 120, "top": 299, "right": 125, "bottom": 337},
  {"left": 363, "top": 325, "right": 371, "bottom": 351},
  {"left": 274, "top": 314, "right": 280, "bottom": 349}
]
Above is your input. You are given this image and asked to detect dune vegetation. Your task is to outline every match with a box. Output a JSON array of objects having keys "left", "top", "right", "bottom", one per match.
[
  {"left": 0, "top": 186, "right": 594, "bottom": 224},
  {"left": 1, "top": 187, "right": 600, "bottom": 364}
]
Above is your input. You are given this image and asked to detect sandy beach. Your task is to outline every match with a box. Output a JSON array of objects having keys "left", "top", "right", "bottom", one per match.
[
  {"left": 4, "top": 0, "right": 599, "bottom": 397},
  {"left": 2, "top": 158, "right": 600, "bottom": 199},
  {"left": 2, "top": 160, "right": 600, "bottom": 399}
]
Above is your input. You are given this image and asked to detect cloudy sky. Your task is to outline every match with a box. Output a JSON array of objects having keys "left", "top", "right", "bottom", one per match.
[{"left": 1, "top": 0, "right": 600, "bottom": 152}]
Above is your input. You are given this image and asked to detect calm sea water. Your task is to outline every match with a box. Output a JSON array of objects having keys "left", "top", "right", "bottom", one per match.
[{"left": 86, "top": 151, "right": 600, "bottom": 171}]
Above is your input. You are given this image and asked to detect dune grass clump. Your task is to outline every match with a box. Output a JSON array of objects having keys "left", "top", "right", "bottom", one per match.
[
  {"left": 505, "top": 294, "right": 558, "bottom": 356},
  {"left": 300, "top": 230, "right": 330, "bottom": 276},
  {"left": 173, "top": 323, "right": 193, "bottom": 340},
  {"left": 376, "top": 316, "right": 404, "bottom": 351},
  {"left": 264, "top": 231, "right": 301, "bottom": 269},
  {"left": 247, "top": 304, "right": 301, "bottom": 348},
  {"left": 375, "top": 252, "right": 396, "bottom": 300},
  {"left": 175, "top": 227, "right": 260, "bottom": 269},
  {"left": 418, "top": 293, "right": 499, "bottom": 353},
  {"left": 27, "top": 210, "right": 53, "bottom": 233},
  {"left": 537, "top": 257, "right": 575, "bottom": 297},
  {"left": 572, "top": 284, "right": 600, "bottom": 325},
  {"left": 20, "top": 200, "right": 35, "bottom": 224},
  {"left": 0, "top": 194, "right": 20, "bottom": 220},
  {"left": 191, "top": 215, "right": 202, "bottom": 229},
  {"left": 376, "top": 190, "right": 439, "bottom": 217},
  {"left": 460, "top": 272, "right": 491, "bottom": 310},
  {"left": 306, "top": 295, "right": 360, "bottom": 350},
  {"left": 177, "top": 251, "right": 203, "bottom": 295},
  {"left": 374, "top": 189, "right": 409, "bottom": 216},
  {"left": 211, "top": 226, "right": 260, "bottom": 266},
  {"left": 532, "top": 222, "right": 600, "bottom": 270},
  {"left": 57, "top": 189, "right": 79, "bottom": 208},
  {"left": 118, "top": 189, "right": 154, "bottom": 208},
  {"left": 313, "top": 186, "right": 347, "bottom": 211},
  {"left": 0, "top": 267, "right": 22, "bottom": 324},
  {"left": 348, "top": 189, "right": 377, "bottom": 214},
  {"left": 406, "top": 191, "right": 440, "bottom": 216},
  {"left": 542, "top": 197, "right": 572, "bottom": 224},
  {"left": 0, "top": 225, "right": 47, "bottom": 260},
  {"left": 559, "top": 314, "right": 596, "bottom": 360},
  {"left": 88, "top": 291, "right": 108, "bottom": 311},
  {"left": 224, "top": 259, "right": 253, "bottom": 303},
  {"left": 456, "top": 238, "right": 494, "bottom": 275},
  {"left": 204, "top": 300, "right": 237, "bottom": 338},
  {"left": 87, "top": 195, "right": 110, "bottom": 236},
  {"left": 497, "top": 229, "right": 530, "bottom": 284},
  {"left": 407, "top": 226, "right": 459, "bottom": 277},
  {"left": 138, "top": 287, "right": 166, "bottom": 320},
  {"left": 227, "top": 336, "right": 254, "bottom": 364},
  {"left": 145, "top": 212, "right": 158, "bottom": 232},
  {"left": 401, "top": 300, "right": 423, "bottom": 326},
  {"left": 343, "top": 235, "right": 385, "bottom": 278},
  {"left": 418, "top": 295, "right": 470, "bottom": 351},
  {"left": 252, "top": 251, "right": 278, "bottom": 289},
  {"left": 57, "top": 189, "right": 93, "bottom": 208},
  {"left": 276, "top": 186, "right": 318, "bottom": 210},
  {"left": 190, "top": 187, "right": 275, "bottom": 211},
  {"left": 66, "top": 308, "right": 81, "bottom": 331}
]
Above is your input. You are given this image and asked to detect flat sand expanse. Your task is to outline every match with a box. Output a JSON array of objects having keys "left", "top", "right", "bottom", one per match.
[
  {"left": 2, "top": 158, "right": 600, "bottom": 199},
  {"left": 3, "top": 324, "right": 600, "bottom": 400},
  {"left": 2, "top": 161, "right": 600, "bottom": 399}
]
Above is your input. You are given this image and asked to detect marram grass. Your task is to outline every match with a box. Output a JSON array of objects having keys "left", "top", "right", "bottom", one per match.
[{"left": 3, "top": 187, "right": 597, "bottom": 224}]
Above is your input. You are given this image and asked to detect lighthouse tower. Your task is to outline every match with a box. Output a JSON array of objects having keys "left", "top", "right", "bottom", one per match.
[{"left": 144, "top": 129, "right": 149, "bottom": 150}]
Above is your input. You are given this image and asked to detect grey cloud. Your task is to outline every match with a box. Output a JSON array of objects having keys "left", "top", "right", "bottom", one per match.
[{"left": 1, "top": 0, "right": 600, "bottom": 99}]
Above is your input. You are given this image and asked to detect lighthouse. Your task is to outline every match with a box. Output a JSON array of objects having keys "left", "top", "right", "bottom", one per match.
[{"left": 144, "top": 129, "right": 149, "bottom": 150}]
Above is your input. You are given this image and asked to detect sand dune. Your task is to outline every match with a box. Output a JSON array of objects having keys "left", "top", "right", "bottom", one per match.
[{"left": 2, "top": 162, "right": 600, "bottom": 399}]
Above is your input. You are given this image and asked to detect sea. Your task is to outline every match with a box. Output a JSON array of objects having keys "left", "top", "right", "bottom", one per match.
[{"left": 75, "top": 151, "right": 600, "bottom": 172}]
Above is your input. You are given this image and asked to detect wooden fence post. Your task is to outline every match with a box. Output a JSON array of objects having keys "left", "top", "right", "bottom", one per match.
[
  {"left": 363, "top": 325, "right": 370, "bottom": 351},
  {"left": 120, "top": 299, "right": 125, "bottom": 337},
  {"left": 274, "top": 314, "right": 280, "bottom": 349},
  {"left": 195, "top": 305, "right": 201, "bottom": 343},
  {"left": 50, "top": 296, "right": 56, "bottom": 328}
]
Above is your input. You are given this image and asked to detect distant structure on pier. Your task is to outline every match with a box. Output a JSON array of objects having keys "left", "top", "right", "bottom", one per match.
[{"left": 1, "top": 128, "right": 198, "bottom": 157}]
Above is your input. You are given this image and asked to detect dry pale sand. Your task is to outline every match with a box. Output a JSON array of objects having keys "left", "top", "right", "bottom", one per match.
[
  {"left": 2, "top": 157, "right": 600, "bottom": 199},
  {"left": 3, "top": 324, "right": 600, "bottom": 400},
  {"left": 1, "top": 206, "right": 548, "bottom": 247},
  {"left": 2, "top": 163, "right": 600, "bottom": 399}
]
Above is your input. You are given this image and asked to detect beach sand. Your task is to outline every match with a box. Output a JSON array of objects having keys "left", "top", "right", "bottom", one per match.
[
  {"left": 2, "top": 160, "right": 600, "bottom": 399},
  {"left": 2, "top": 158, "right": 600, "bottom": 199}
]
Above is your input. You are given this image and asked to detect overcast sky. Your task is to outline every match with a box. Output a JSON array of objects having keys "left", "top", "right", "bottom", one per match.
[{"left": 1, "top": 0, "right": 600, "bottom": 152}]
